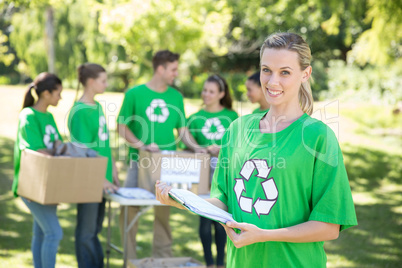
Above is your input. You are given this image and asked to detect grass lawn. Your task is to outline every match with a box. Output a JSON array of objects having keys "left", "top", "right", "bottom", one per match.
[{"left": 0, "top": 85, "right": 401, "bottom": 267}]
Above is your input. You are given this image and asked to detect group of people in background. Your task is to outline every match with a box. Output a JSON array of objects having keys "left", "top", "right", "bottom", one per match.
[
  {"left": 13, "top": 32, "right": 357, "bottom": 268},
  {"left": 12, "top": 49, "right": 261, "bottom": 268}
]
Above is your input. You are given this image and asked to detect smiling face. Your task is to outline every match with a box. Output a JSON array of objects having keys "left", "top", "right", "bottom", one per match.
[
  {"left": 159, "top": 61, "right": 179, "bottom": 85},
  {"left": 260, "top": 48, "right": 311, "bottom": 109},
  {"left": 202, "top": 81, "right": 224, "bottom": 106}
]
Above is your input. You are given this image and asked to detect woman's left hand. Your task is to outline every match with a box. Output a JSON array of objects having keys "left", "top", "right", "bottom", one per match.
[
  {"left": 222, "top": 221, "right": 263, "bottom": 248},
  {"left": 103, "top": 179, "right": 119, "bottom": 194},
  {"left": 207, "top": 145, "right": 220, "bottom": 156}
]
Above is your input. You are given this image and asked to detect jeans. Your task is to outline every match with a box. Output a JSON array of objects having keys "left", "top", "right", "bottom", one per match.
[
  {"left": 75, "top": 199, "right": 106, "bottom": 268},
  {"left": 199, "top": 216, "right": 227, "bottom": 266},
  {"left": 21, "top": 197, "right": 63, "bottom": 268}
]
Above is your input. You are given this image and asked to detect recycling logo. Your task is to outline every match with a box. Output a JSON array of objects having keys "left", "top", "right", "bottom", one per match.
[
  {"left": 146, "top": 99, "right": 169, "bottom": 123},
  {"left": 98, "top": 116, "right": 108, "bottom": 141},
  {"left": 43, "top": 125, "right": 59, "bottom": 149},
  {"left": 201, "top": 118, "right": 225, "bottom": 140},
  {"left": 234, "top": 159, "right": 278, "bottom": 217}
]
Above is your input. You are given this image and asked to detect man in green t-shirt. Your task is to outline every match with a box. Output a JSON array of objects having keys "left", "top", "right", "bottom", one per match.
[{"left": 117, "top": 50, "right": 206, "bottom": 259}]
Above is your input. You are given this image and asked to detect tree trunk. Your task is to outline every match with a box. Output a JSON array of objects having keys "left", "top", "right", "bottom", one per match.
[{"left": 45, "top": 6, "right": 56, "bottom": 73}]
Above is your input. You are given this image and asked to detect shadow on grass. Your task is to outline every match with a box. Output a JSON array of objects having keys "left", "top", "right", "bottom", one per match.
[
  {"left": 343, "top": 143, "right": 402, "bottom": 190},
  {"left": 324, "top": 144, "right": 402, "bottom": 267},
  {"left": 0, "top": 137, "right": 34, "bottom": 267}
]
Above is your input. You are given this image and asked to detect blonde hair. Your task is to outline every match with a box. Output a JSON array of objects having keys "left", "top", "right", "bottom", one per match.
[{"left": 260, "top": 33, "right": 313, "bottom": 115}]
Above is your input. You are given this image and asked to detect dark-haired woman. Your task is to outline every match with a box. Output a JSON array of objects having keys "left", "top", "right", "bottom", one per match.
[
  {"left": 67, "top": 63, "right": 119, "bottom": 268},
  {"left": 187, "top": 75, "right": 237, "bottom": 268},
  {"left": 246, "top": 71, "right": 270, "bottom": 114},
  {"left": 13, "top": 73, "right": 64, "bottom": 268}
]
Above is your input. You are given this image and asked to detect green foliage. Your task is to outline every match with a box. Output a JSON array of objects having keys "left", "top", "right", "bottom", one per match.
[
  {"left": 8, "top": 0, "right": 118, "bottom": 85},
  {"left": 3, "top": 0, "right": 401, "bottom": 102},
  {"left": 0, "top": 30, "right": 15, "bottom": 66},
  {"left": 0, "top": 75, "right": 11, "bottom": 84},
  {"left": 9, "top": 9, "right": 48, "bottom": 76},
  {"left": 98, "top": 0, "right": 232, "bottom": 76},
  {"left": 349, "top": 0, "right": 402, "bottom": 65},
  {"left": 321, "top": 60, "right": 402, "bottom": 104}
]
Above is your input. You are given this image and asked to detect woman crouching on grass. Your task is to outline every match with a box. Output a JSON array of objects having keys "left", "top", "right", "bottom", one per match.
[
  {"left": 13, "top": 73, "right": 64, "bottom": 268},
  {"left": 67, "top": 63, "right": 120, "bottom": 268},
  {"left": 155, "top": 32, "right": 357, "bottom": 267}
]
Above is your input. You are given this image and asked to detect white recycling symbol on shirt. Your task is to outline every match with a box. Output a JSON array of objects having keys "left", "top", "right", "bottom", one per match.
[
  {"left": 146, "top": 99, "right": 170, "bottom": 123},
  {"left": 201, "top": 118, "right": 225, "bottom": 140},
  {"left": 43, "top": 125, "right": 59, "bottom": 149},
  {"left": 234, "top": 159, "right": 278, "bottom": 217},
  {"left": 98, "top": 116, "right": 108, "bottom": 141}
]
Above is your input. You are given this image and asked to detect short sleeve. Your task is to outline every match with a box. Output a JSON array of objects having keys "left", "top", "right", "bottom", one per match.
[
  {"left": 210, "top": 127, "right": 230, "bottom": 205},
  {"left": 175, "top": 95, "right": 187, "bottom": 129},
  {"left": 117, "top": 90, "right": 135, "bottom": 125},
  {"left": 308, "top": 129, "right": 358, "bottom": 231},
  {"left": 18, "top": 114, "right": 44, "bottom": 151},
  {"left": 187, "top": 114, "right": 196, "bottom": 136}
]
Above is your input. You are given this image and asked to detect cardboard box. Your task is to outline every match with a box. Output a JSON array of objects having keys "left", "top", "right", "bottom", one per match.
[
  {"left": 17, "top": 149, "right": 108, "bottom": 204},
  {"left": 128, "top": 257, "right": 206, "bottom": 268},
  {"left": 138, "top": 150, "right": 210, "bottom": 195}
]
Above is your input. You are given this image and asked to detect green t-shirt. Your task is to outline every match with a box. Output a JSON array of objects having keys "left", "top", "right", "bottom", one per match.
[
  {"left": 117, "top": 84, "right": 186, "bottom": 161},
  {"left": 13, "top": 107, "right": 62, "bottom": 197},
  {"left": 187, "top": 108, "right": 238, "bottom": 147},
  {"left": 68, "top": 101, "right": 113, "bottom": 182},
  {"left": 211, "top": 113, "right": 358, "bottom": 268},
  {"left": 252, "top": 107, "right": 269, "bottom": 114}
]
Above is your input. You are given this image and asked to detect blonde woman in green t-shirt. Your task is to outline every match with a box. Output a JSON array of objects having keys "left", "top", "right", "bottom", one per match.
[
  {"left": 155, "top": 33, "right": 358, "bottom": 268},
  {"left": 187, "top": 74, "right": 238, "bottom": 268},
  {"left": 13, "top": 73, "right": 64, "bottom": 268},
  {"left": 246, "top": 71, "right": 270, "bottom": 114},
  {"left": 68, "top": 63, "right": 120, "bottom": 268}
]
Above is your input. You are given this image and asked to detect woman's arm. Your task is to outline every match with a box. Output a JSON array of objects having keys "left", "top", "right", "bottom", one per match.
[
  {"left": 178, "top": 127, "right": 208, "bottom": 153},
  {"left": 155, "top": 181, "right": 228, "bottom": 212},
  {"left": 117, "top": 124, "right": 159, "bottom": 152},
  {"left": 112, "top": 159, "right": 121, "bottom": 187},
  {"left": 223, "top": 220, "right": 340, "bottom": 248}
]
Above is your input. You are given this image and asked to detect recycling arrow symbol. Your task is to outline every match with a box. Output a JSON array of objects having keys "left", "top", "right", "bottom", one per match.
[
  {"left": 201, "top": 118, "right": 225, "bottom": 140},
  {"left": 234, "top": 159, "right": 278, "bottom": 217},
  {"left": 146, "top": 99, "right": 170, "bottom": 123},
  {"left": 43, "top": 124, "right": 59, "bottom": 149},
  {"left": 98, "top": 115, "right": 109, "bottom": 141}
]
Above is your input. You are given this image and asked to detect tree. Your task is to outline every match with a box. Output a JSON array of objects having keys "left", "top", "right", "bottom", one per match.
[
  {"left": 8, "top": 0, "right": 117, "bottom": 83},
  {"left": 98, "top": 0, "right": 232, "bottom": 79},
  {"left": 349, "top": 0, "right": 402, "bottom": 65}
]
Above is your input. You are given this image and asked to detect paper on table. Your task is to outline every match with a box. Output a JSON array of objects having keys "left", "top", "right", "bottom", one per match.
[
  {"left": 116, "top": 187, "right": 156, "bottom": 199},
  {"left": 169, "top": 188, "right": 234, "bottom": 224}
]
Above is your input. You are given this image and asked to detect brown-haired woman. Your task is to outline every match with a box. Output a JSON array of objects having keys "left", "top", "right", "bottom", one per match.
[
  {"left": 13, "top": 73, "right": 64, "bottom": 268},
  {"left": 67, "top": 63, "right": 120, "bottom": 268}
]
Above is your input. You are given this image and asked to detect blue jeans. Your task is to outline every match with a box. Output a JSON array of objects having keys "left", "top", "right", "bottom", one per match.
[
  {"left": 75, "top": 199, "right": 106, "bottom": 268},
  {"left": 21, "top": 197, "right": 63, "bottom": 268}
]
